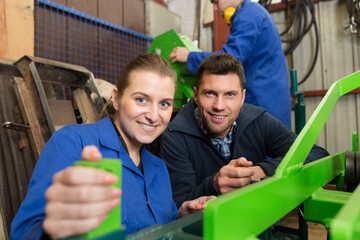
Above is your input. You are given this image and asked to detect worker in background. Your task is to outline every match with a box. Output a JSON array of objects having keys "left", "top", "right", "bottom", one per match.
[
  {"left": 11, "top": 54, "right": 214, "bottom": 239},
  {"left": 170, "top": 0, "right": 291, "bottom": 130},
  {"left": 160, "top": 53, "right": 329, "bottom": 207}
]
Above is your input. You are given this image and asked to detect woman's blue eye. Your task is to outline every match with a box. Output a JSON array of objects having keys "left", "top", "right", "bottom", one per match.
[
  {"left": 160, "top": 102, "right": 169, "bottom": 108},
  {"left": 137, "top": 98, "right": 146, "bottom": 103}
]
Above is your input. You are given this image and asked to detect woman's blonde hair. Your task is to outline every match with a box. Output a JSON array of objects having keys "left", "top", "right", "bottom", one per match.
[{"left": 106, "top": 54, "right": 177, "bottom": 120}]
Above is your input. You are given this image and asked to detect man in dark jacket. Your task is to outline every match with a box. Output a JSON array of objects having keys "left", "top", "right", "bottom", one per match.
[
  {"left": 169, "top": 0, "right": 291, "bottom": 129},
  {"left": 160, "top": 53, "right": 329, "bottom": 207}
]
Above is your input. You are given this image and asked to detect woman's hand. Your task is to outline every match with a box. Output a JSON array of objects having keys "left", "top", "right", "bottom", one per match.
[
  {"left": 43, "top": 145, "right": 121, "bottom": 239},
  {"left": 177, "top": 196, "right": 216, "bottom": 218}
]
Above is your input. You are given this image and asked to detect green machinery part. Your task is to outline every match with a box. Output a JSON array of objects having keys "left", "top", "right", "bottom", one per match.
[
  {"left": 290, "top": 69, "right": 306, "bottom": 135},
  {"left": 66, "top": 159, "right": 125, "bottom": 240},
  {"left": 203, "top": 70, "right": 360, "bottom": 240},
  {"left": 147, "top": 29, "right": 201, "bottom": 109},
  {"left": 73, "top": 71, "right": 360, "bottom": 239}
]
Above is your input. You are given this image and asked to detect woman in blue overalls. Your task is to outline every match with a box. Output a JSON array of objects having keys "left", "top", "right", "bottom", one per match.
[{"left": 11, "top": 54, "right": 214, "bottom": 239}]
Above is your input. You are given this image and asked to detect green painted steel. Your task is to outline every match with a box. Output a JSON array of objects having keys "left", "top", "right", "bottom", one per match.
[
  {"left": 203, "top": 153, "right": 345, "bottom": 240},
  {"left": 276, "top": 71, "right": 360, "bottom": 177},
  {"left": 290, "top": 69, "right": 306, "bottom": 134},
  {"left": 330, "top": 185, "right": 360, "bottom": 239},
  {"left": 75, "top": 71, "right": 360, "bottom": 240},
  {"left": 127, "top": 211, "right": 203, "bottom": 240},
  {"left": 148, "top": 29, "right": 201, "bottom": 108},
  {"left": 203, "top": 70, "right": 360, "bottom": 240},
  {"left": 353, "top": 132, "right": 359, "bottom": 153},
  {"left": 304, "top": 188, "right": 351, "bottom": 227},
  {"left": 68, "top": 159, "right": 124, "bottom": 240},
  {"left": 290, "top": 69, "right": 298, "bottom": 95},
  {"left": 295, "top": 92, "right": 306, "bottom": 135}
]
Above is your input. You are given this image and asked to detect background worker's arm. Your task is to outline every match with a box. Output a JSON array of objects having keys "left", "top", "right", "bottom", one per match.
[{"left": 169, "top": 47, "right": 190, "bottom": 63}]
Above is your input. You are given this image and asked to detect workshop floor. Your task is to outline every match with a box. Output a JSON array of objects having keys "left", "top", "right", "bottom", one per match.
[{"left": 282, "top": 209, "right": 328, "bottom": 240}]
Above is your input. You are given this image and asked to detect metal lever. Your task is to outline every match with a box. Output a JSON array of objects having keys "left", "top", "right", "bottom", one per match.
[{"left": 2, "top": 121, "right": 30, "bottom": 132}]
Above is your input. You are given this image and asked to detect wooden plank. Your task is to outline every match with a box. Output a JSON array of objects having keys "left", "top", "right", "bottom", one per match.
[
  {"left": 0, "top": 77, "right": 19, "bottom": 237},
  {"left": 5, "top": 0, "right": 34, "bottom": 59},
  {"left": 11, "top": 77, "right": 48, "bottom": 159},
  {"left": 0, "top": 212, "right": 5, "bottom": 240},
  {"left": 51, "top": 0, "right": 67, "bottom": 6},
  {"left": 73, "top": 88, "right": 98, "bottom": 124},
  {"left": 123, "top": 0, "right": 145, "bottom": 34},
  {"left": 0, "top": 0, "right": 7, "bottom": 58},
  {"left": 98, "top": 0, "right": 123, "bottom": 26},
  {"left": 67, "top": 0, "right": 97, "bottom": 18},
  {"left": 0, "top": 75, "right": 36, "bottom": 237},
  {"left": 48, "top": 99, "right": 77, "bottom": 131}
]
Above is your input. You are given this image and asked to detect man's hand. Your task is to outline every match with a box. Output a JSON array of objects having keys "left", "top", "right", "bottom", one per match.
[
  {"left": 43, "top": 145, "right": 121, "bottom": 239},
  {"left": 249, "top": 165, "right": 266, "bottom": 181},
  {"left": 177, "top": 196, "right": 216, "bottom": 218},
  {"left": 213, "top": 157, "right": 256, "bottom": 194},
  {"left": 169, "top": 47, "right": 190, "bottom": 63}
]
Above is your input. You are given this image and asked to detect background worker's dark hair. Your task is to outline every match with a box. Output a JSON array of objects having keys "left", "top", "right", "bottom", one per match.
[{"left": 196, "top": 53, "right": 245, "bottom": 89}]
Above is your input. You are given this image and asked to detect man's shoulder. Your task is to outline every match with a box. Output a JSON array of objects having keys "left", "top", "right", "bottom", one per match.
[
  {"left": 166, "top": 99, "right": 198, "bottom": 133},
  {"left": 239, "top": 103, "right": 267, "bottom": 120}
]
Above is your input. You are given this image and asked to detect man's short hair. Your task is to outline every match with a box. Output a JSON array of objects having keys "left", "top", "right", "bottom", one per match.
[{"left": 196, "top": 53, "right": 245, "bottom": 89}]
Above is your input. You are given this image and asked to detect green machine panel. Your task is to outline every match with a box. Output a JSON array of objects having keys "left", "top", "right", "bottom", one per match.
[
  {"left": 148, "top": 29, "right": 201, "bottom": 108},
  {"left": 68, "top": 71, "right": 360, "bottom": 240}
]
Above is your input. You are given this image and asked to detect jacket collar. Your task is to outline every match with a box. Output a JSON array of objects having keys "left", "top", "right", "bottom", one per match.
[
  {"left": 97, "top": 117, "right": 160, "bottom": 182},
  {"left": 167, "top": 98, "right": 204, "bottom": 138},
  {"left": 167, "top": 98, "right": 266, "bottom": 139},
  {"left": 97, "top": 117, "right": 123, "bottom": 151}
]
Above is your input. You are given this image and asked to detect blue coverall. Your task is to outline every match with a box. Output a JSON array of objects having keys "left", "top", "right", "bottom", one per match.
[
  {"left": 187, "top": 0, "right": 291, "bottom": 129},
  {"left": 11, "top": 117, "right": 177, "bottom": 239}
]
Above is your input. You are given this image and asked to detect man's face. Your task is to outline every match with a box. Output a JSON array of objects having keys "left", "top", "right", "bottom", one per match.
[
  {"left": 194, "top": 70, "right": 245, "bottom": 138},
  {"left": 211, "top": 0, "right": 236, "bottom": 17}
]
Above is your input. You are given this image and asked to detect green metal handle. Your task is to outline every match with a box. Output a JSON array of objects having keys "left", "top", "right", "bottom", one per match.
[
  {"left": 203, "top": 71, "right": 360, "bottom": 240},
  {"left": 276, "top": 71, "right": 360, "bottom": 178}
]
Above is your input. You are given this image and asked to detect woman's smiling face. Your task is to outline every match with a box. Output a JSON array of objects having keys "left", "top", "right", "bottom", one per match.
[{"left": 112, "top": 70, "right": 176, "bottom": 150}]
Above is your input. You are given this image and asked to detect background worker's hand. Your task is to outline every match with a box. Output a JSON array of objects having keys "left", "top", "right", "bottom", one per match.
[
  {"left": 43, "top": 145, "right": 121, "bottom": 239},
  {"left": 213, "top": 157, "right": 255, "bottom": 194},
  {"left": 169, "top": 47, "right": 190, "bottom": 63},
  {"left": 177, "top": 195, "right": 216, "bottom": 218}
]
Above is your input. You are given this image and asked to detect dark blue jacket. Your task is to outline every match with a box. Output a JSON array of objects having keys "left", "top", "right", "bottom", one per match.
[
  {"left": 11, "top": 117, "right": 177, "bottom": 239},
  {"left": 160, "top": 99, "right": 329, "bottom": 207},
  {"left": 186, "top": 0, "right": 291, "bottom": 129}
]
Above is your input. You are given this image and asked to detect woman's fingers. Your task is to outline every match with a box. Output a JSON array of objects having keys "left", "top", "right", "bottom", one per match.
[
  {"left": 45, "top": 198, "right": 119, "bottom": 219},
  {"left": 52, "top": 166, "right": 118, "bottom": 186},
  {"left": 43, "top": 216, "right": 106, "bottom": 239}
]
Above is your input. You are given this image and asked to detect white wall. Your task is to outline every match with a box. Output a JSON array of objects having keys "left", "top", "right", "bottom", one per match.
[{"left": 166, "top": 0, "right": 213, "bottom": 51}]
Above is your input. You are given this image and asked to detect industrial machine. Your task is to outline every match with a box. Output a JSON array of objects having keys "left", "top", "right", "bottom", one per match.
[
  {"left": 0, "top": 56, "right": 106, "bottom": 239},
  {"left": 148, "top": 29, "right": 201, "bottom": 109},
  {"left": 67, "top": 71, "right": 360, "bottom": 240}
]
